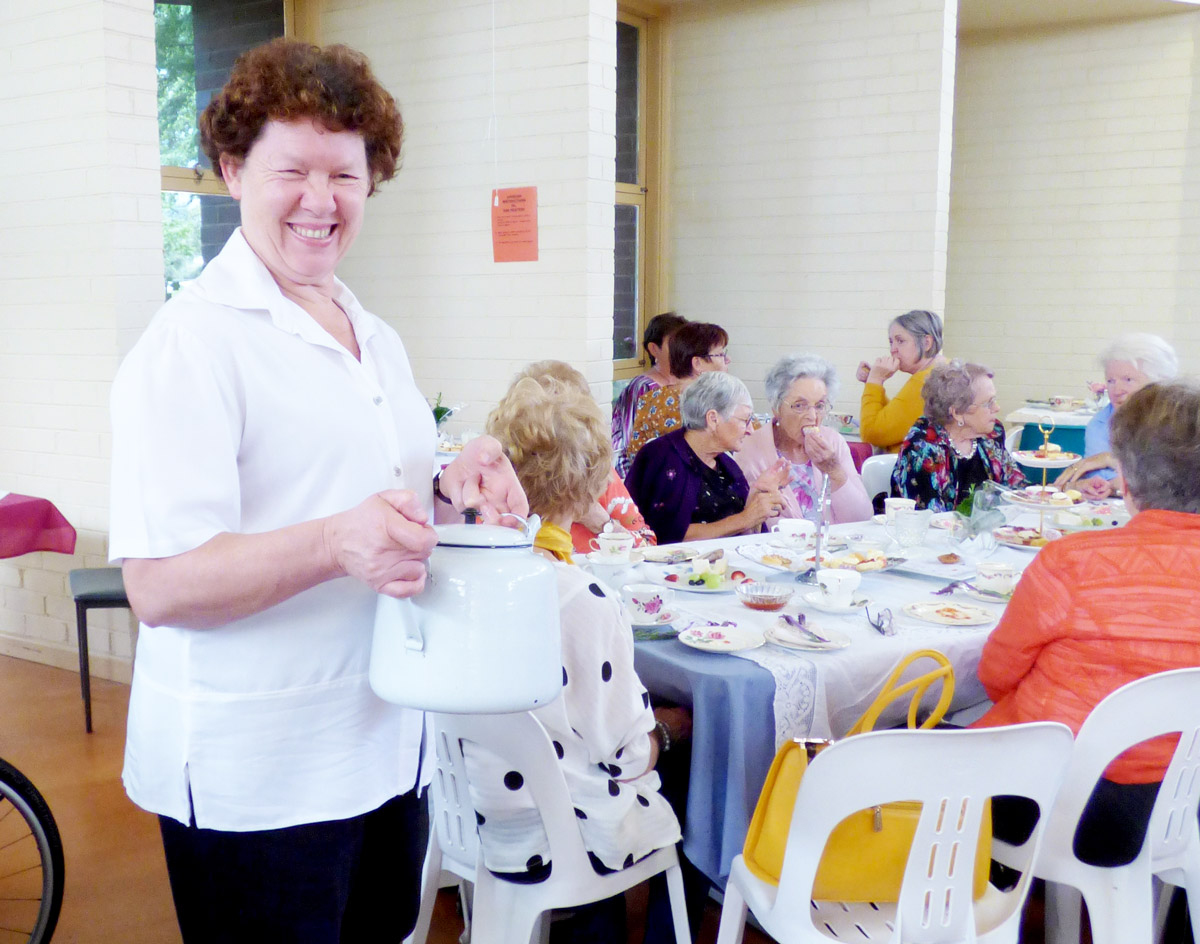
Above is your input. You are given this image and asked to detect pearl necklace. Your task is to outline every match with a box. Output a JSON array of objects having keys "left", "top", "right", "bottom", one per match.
[{"left": 950, "top": 437, "right": 977, "bottom": 459}]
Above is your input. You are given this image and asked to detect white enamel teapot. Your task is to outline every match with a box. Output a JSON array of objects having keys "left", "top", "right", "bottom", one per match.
[{"left": 368, "top": 514, "right": 563, "bottom": 713}]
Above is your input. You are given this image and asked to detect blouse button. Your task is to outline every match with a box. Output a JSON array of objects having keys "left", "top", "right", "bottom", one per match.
[
  {"left": 373, "top": 395, "right": 383, "bottom": 406},
  {"left": 393, "top": 465, "right": 402, "bottom": 477}
]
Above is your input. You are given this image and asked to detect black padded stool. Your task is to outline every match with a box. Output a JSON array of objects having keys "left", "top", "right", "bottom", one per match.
[{"left": 68, "top": 567, "right": 129, "bottom": 733}]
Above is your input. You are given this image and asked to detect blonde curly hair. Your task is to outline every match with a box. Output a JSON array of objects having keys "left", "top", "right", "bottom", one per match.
[{"left": 486, "top": 376, "right": 612, "bottom": 521}]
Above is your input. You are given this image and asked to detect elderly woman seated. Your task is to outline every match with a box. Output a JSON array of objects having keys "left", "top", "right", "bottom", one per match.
[
  {"left": 856, "top": 309, "right": 947, "bottom": 453},
  {"left": 625, "top": 321, "right": 731, "bottom": 466},
  {"left": 891, "top": 360, "right": 1026, "bottom": 511},
  {"left": 973, "top": 380, "right": 1200, "bottom": 870},
  {"left": 1057, "top": 332, "right": 1179, "bottom": 500},
  {"left": 477, "top": 374, "right": 689, "bottom": 940},
  {"left": 626, "top": 372, "right": 787, "bottom": 545},
  {"left": 737, "top": 353, "right": 872, "bottom": 525}
]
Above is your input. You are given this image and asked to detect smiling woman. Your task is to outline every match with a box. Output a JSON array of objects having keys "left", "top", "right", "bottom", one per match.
[{"left": 109, "top": 38, "right": 527, "bottom": 944}]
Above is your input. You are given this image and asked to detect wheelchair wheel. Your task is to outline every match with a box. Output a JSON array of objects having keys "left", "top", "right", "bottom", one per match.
[{"left": 0, "top": 758, "right": 64, "bottom": 944}]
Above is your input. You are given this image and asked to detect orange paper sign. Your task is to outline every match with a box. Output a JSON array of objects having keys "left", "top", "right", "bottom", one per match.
[{"left": 491, "top": 187, "right": 538, "bottom": 263}]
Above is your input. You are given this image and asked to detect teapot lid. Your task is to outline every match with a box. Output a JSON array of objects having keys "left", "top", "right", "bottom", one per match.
[{"left": 434, "top": 513, "right": 539, "bottom": 549}]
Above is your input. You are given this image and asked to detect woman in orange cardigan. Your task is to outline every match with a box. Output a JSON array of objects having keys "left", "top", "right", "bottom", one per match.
[
  {"left": 855, "top": 310, "right": 946, "bottom": 452},
  {"left": 973, "top": 380, "right": 1200, "bottom": 867}
]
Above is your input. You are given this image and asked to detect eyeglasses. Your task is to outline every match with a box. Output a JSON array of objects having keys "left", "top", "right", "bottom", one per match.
[
  {"left": 704, "top": 352, "right": 731, "bottom": 364},
  {"left": 865, "top": 606, "right": 895, "bottom": 637},
  {"left": 729, "top": 413, "right": 755, "bottom": 429},
  {"left": 967, "top": 397, "right": 999, "bottom": 412},
  {"left": 785, "top": 399, "right": 830, "bottom": 416}
]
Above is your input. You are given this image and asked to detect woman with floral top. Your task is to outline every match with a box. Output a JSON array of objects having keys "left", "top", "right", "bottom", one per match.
[
  {"left": 625, "top": 322, "right": 731, "bottom": 468},
  {"left": 612, "top": 313, "right": 688, "bottom": 478},
  {"left": 891, "top": 360, "right": 1026, "bottom": 511}
]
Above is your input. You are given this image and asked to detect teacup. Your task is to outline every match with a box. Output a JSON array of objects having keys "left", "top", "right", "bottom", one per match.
[
  {"left": 884, "top": 497, "right": 916, "bottom": 524},
  {"left": 621, "top": 583, "right": 674, "bottom": 621},
  {"left": 770, "top": 519, "right": 815, "bottom": 546},
  {"left": 590, "top": 530, "right": 634, "bottom": 561},
  {"left": 975, "top": 562, "right": 1018, "bottom": 595},
  {"left": 816, "top": 568, "right": 861, "bottom": 608}
]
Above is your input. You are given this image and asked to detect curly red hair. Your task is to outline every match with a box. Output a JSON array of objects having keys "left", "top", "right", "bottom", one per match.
[{"left": 200, "top": 38, "right": 403, "bottom": 195}]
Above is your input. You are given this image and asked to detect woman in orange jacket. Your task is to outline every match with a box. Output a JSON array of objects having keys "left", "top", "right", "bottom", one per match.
[{"left": 973, "top": 380, "right": 1200, "bottom": 868}]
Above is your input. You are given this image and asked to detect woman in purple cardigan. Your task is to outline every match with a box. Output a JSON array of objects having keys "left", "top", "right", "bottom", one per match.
[{"left": 626, "top": 372, "right": 788, "bottom": 545}]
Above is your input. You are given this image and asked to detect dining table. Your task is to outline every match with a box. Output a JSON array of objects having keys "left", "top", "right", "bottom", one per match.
[
  {"left": 0, "top": 492, "right": 76, "bottom": 559},
  {"left": 584, "top": 510, "right": 1057, "bottom": 887}
]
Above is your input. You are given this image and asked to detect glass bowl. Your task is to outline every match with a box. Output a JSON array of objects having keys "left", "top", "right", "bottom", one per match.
[{"left": 734, "top": 581, "right": 794, "bottom": 612}]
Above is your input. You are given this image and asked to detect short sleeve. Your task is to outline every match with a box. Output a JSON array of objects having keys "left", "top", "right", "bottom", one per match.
[{"left": 109, "top": 319, "right": 244, "bottom": 560}]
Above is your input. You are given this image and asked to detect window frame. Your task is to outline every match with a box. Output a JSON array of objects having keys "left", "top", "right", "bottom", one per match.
[{"left": 613, "top": 4, "right": 664, "bottom": 381}]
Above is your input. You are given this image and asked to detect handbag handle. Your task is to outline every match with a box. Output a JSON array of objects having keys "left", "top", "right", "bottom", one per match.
[{"left": 844, "top": 649, "right": 955, "bottom": 736}]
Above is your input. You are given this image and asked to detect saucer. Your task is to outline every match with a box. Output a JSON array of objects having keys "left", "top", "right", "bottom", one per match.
[
  {"left": 765, "top": 624, "right": 851, "bottom": 652},
  {"left": 678, "top": 624, "right": 764, "bottom": 652},
  {"left": 585, "top": 551, "right": 635, "bottom": 566},
  {"left": 802, "top": 590, "right": 870, "bottom": 614},
  {"left": 627, "top": 608, "right": 675, "bottom": 629}
]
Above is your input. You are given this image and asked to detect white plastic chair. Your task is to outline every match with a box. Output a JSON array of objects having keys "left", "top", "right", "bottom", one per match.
[
  {"left": 406, "top": 711, "right": 691, "bottom": 944},
  {"left": 715, "top": 723, "right": 1075, "bottom": 944},
  {"left": 861, "top": 453, "right": 899, "bottom": 504},
  {"left": 1004, "top": 425, "right": 1024, "bottom": 455},
  {"left": 993, "top": 668, "right": 1200, "bottom": 944}
]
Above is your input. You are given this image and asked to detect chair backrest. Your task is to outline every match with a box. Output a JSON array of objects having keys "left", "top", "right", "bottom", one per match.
[
  {"left": 429, "top": 711, "right": 592, "bottom": 876},
  {"left": 861, "top": 453, "right": 899, "bottom": 503},
  {"left": 1039, "top": 667, "right": 1200, "bottom": 869},
  {"left": 1004, "top": 425, "right": 1024, "bottom": 454},
  {"left": 771, "top": 723, "right": 1074, "bottom": 943}
]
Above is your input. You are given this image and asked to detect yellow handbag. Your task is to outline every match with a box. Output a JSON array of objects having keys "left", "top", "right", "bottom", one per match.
[{"left": 742, "top": 649, "right": 992, "bottom": 901}]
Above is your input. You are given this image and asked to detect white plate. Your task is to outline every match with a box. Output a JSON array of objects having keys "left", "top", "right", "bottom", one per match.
[
  {"left": 993, "top": 526, "right": 1064, "bottom": 550},
  {"left": 678, "top": 624, "right": 765, "bottom": 652},
  {"left": 959, "top": 586, "right": 1012, "bottom": 605},
  {"left": 1001, "top": 490, "right": 1084, "bottom": 509},
  {"left": 903, "top": 602, "right": 996, "bottom": 626},
  {"left": 735, "top": 544, "right": 812, "bottom": 573},
  {"left": 627, "top": 608, "right": 675, "bottom": 629},
  {"left": 930, "top": 512, "right": 958, "bottom": 530},
  {"left": 888, "top": 547, "right": 987, "bottom": 581},
  {"left": 638, "top": 546, "right": 700, "bottom": 564},
  {"left": 656, "top": 571, "right": 738, "bottom": 593},
  {"left": 1050, "top": 512, "right": 1131, "bottom": 532},
  {"left": 1013, "top": 450, "right": 1081, "bottom": 469},
  {"left": 873, "top": 513, "right": 888, "bottom": 526},
  {"left": 802, "top": 590, "right": 870, "bottom": 614},
  {"left": 583, "top": 551, "right": 637, "bottom": 567},
  {"left": 765, "top": 624, "right": 851, "bottom": 652}
]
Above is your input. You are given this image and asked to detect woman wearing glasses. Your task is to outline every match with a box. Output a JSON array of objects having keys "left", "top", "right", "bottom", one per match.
[
  {"left": 625, "top": 322, "right": 732, "bottom": 468},
  {"left": 737, "top": 354, "right": 873, "bottom": 525},
  {"left": 627, "top": 372, "right": 788, "bottom": 545},
  {"left": 891, "top": 360, "right": 1026, "bottom": 511}
]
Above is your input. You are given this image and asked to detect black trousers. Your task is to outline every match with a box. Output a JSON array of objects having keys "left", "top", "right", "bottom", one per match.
[{"left": 159, "top": 789, "right": 429, "bottom": 944}]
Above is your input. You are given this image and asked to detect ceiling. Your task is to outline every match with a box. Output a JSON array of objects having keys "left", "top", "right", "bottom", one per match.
[{"left": 659, "top": 0, "right": 1200, "bottom": 35}]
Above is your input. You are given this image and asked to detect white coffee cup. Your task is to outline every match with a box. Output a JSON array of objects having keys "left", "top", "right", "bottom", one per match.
[
  {"left": 770, "top": 518, "right": 815, "bottom": 545},
  {"left": 975, "top": 562, "right": 1018, "bottom": 595},
  {"left": 816, "top": 568, "right": 861, "bottom": 608},
  {"left": 884, "top": 497, "right": 916, "bottom": 524},
  {"left": 621, "top": 583, "right": 674, "bottom": 621},
  {"left": 589, "top": 530, "right": 634, "bottom": 561}
]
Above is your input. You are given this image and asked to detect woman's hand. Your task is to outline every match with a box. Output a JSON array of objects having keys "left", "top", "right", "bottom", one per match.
[
  {"left": 579, "top": 501, "right": 612, "bottom": 534},
  {"left": 440, "top": 435, "right": 530, "bottom": 524},
  {"left": 866, "top": 355, "right": 900, "bottom": 385},
  {"left": 325, "top": 490, "right": 439, "bottom": 598},
  {"left": 752, "top": 456, "right": 791, "bottom": 494},
  {"left": 1079, "top": 476, "right": 1116, "bottom": 500},
  {"left": 742, "top": 488, "right": 784, "bottom": 530},
  {"left": 1056, "top": 451, "right": 1114, "bottom": 488},
  {"left": 803, "top": 427, "right": 847, "bottom": 489},
  {"left": 856, "top": 360, "right": 871, "bottom": 383}
]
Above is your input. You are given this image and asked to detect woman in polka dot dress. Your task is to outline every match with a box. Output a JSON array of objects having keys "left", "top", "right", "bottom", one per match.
[{"left": 480, "top": 374, "right": 690, "bottom": 941}]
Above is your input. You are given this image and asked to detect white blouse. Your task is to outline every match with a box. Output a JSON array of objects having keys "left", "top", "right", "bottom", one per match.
[
  {"left": 462, "top": 564, "right": 681, "bottom": 874},
  {"left": 109, "top": 229, "right": 435, "bottom": 831}
]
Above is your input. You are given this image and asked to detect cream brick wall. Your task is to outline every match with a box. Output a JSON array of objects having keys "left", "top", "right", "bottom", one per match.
[
  {"left": 666, "top": 0, "right": 958, "bottom": 414},
  {"left": 947, "top": 12, "right": 1200, "bottom": 409},
  {"left": 322, "top": 0, "right": 619, "bottom": 430},
  {"left": 0, "top": 0, "right": 161, "bottom": 681}
]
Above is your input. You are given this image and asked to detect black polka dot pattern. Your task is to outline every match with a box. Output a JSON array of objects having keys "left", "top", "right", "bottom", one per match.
[
  {"left": 476, "top": 811, "right": 486, "bottom": 824},
  {"left": 527, "top": 854, "right": 544, "bottom": 870},
  {"left": 553, "top": 740, "right": 564, "bottom": 760},
  {"left": 624, "top": 854, "right": 634, "bottom": 869},
  {"left": 615, "top": 747, "right": 624, "bottom": 759},
  {"left": 588, "top": 582, "right": 606, "bottom": 598},
  {"left": 562, "top": 666, "right": 569, "bottom": 686},
  {"left": 642, "top": 692, "right": 650, "bottom": 708},
  {"left": 608, "top": 779, "right": 620, "bottom": 797},
  {"left": 504, "top": 771, "right": 524, "bottom": 791},
  {"left": 575, "top": 807, "right": 588, "bottom": 820},
  {"left": 637, "top": 794, "right": 650, "bottom": 808},
  {"left": 601, "top": 661, "right": 612, "bottom": 682}
]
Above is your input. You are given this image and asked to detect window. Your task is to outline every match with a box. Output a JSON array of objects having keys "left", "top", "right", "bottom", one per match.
[
  {"left": 613, "top": 8, "right": 662, "bottom": 380},
  {"left": 154, "top": 1, "right": 311, "bottom": 298}
]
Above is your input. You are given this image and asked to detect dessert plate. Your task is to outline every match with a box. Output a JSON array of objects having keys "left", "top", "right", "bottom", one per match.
[{"left": 678, "top": 624, "right": 765, "bottom": 652}]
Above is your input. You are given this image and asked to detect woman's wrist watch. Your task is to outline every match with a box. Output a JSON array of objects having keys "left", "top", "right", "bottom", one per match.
[
  {"left": 432, "top": 470, "right": 453, "bottom": 505},
  {"left": 654, "top": 719, "right": 672, "bottom": 753}
]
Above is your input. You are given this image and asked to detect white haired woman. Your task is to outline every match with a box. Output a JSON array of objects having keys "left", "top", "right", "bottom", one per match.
[
  {"left": 626, "top": 372, "right": 787, "bottom": 544},
  {"left": 891, "top": 360, "right": 1026, "bottom": 512},
  {"left": 855, "top": 309, "right": 947, "bottom": 452},
  {"left": 1057, "top": 333, "right": 1179, "bottom": 499},
  {"left": 736, "top": 353, "right": 872, "bottom": 524}
]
